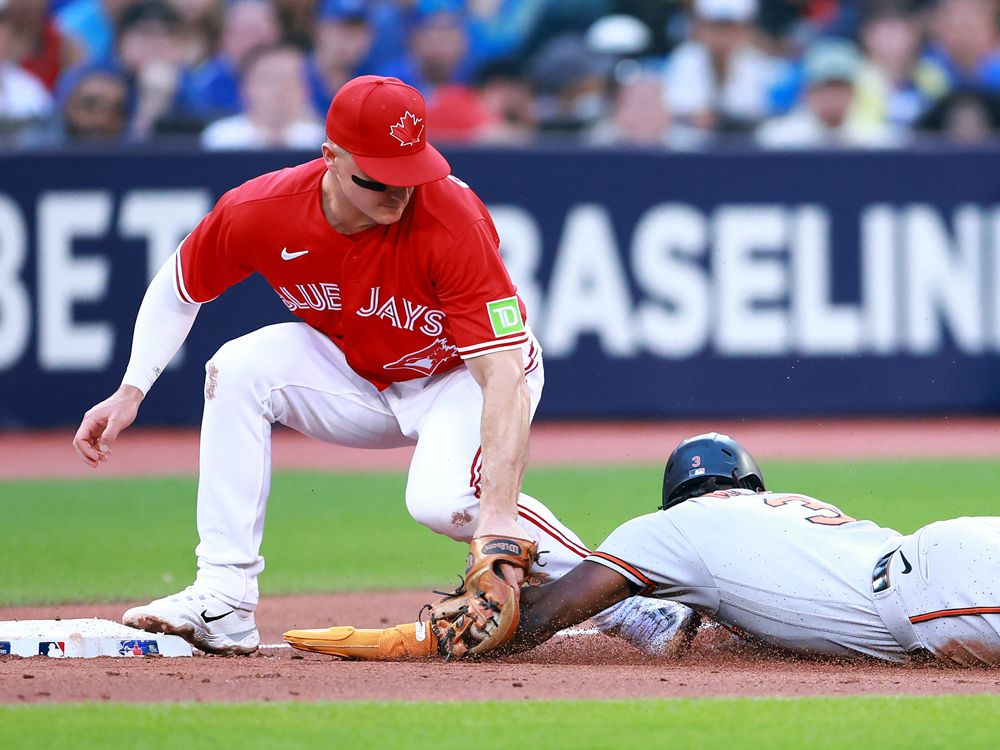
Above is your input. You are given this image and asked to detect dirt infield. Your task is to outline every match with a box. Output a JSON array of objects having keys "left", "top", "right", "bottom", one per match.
[{"left": 3, "top": 591, "right": 999, "bottom": 704}]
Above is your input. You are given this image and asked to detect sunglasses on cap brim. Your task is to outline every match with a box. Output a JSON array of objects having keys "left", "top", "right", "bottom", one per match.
[{"left": 351, "top": 174, "right": 389, "bottom": 192}]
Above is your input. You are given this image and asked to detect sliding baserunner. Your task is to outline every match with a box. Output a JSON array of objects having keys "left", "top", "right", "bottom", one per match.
[{"left": 286, "top": 433, "right": 1000, "bottom": 666}]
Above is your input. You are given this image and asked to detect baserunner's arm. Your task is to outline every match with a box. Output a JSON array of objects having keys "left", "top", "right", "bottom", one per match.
[{"left": 508, "top": 562, "right": 637, "bottom": 652}]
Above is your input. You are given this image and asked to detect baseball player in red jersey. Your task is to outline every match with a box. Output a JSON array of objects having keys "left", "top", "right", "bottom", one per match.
[{"left": 72, "top": 76, "right": 691, "bottom": 655}]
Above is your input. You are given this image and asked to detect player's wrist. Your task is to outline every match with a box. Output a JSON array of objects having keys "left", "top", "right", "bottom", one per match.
[
  {"left": 120, "top": 366, "right": 155, "bottom": 398},
  {"left": 116, "top": 383, "right": 146, "bottom": 404},
  {"left": 473, "top": 513, "right": 529, "bottom": 542}
]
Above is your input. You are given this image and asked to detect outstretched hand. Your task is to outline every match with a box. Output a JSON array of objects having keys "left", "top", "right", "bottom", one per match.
[{"left": 73, "top": 385, "right": 144, "bottom": 468}]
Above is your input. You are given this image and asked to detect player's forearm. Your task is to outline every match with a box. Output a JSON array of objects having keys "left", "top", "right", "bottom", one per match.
[
  {"left": 506, "top": 563, "right": 637, "bottom": 654},
  {"left": 474, "top": 358, "right": 530, "bottom": 532},
  {"left": 121, "top": 250, "right": 201, "bottom": 395}
]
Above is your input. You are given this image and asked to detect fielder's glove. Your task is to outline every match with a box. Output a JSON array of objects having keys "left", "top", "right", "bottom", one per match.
[{"left": 426, "top": 535, "right": 538, "bottom": 660}]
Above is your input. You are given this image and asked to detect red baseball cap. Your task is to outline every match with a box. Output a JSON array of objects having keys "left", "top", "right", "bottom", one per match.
[{"left": 325, "top": 75, "right": 451, "bottom": 187}]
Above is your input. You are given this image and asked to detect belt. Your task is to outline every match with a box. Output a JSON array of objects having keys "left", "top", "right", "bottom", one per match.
[{"left": 872, "top": 548, "right": 896, "bottom": 593}]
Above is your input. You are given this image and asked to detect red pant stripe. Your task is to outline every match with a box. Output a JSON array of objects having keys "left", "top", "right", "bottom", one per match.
[
  {"left": 523, "top": 342, "right": 537, "bottom": 376},
  {"left": 469, "top": 447, "right": 483, "bottom": 498},
  {"left": 516, "top": 503, "right": 589, "bottom": 559}
]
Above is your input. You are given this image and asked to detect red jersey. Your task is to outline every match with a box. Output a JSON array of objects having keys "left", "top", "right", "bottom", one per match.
[
  {"left": 20, "top": 23, "right": 64, "bottom": 91},
  {"left": 175, "top": 159, "right": 528, "bottom": 390}
]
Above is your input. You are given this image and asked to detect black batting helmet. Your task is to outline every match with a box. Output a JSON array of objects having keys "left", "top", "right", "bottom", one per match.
[{"left": 660, "top": 432, "right": 765, "bottom": 510}]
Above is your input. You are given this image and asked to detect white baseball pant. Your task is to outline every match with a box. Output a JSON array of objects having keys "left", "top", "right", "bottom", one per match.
[
  {"left": 190, "top": 322, "right": 589, "bottom": 609},
  {"left": 873, "top": 517, "right": 1000, "bottom": 666}
]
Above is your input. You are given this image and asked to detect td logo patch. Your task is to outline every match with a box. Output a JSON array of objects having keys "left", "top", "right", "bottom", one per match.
[{"left": 486, "top": 297, "right": 524, "bottom": 337}]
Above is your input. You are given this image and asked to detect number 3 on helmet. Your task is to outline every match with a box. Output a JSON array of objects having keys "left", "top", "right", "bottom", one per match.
[{"left": 660, "top": 432, "right": 766, "bottom": 510}]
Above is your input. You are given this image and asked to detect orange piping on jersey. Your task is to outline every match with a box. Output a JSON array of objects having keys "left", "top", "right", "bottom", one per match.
[
  {"left": 909, "top": 607, "right": 1000, "bottom": 624},
  {"left": 587, "top": 551, "right": 654, "bottom": 588}
]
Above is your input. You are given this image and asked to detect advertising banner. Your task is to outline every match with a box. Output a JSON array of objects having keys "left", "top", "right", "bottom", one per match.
[{"left": 1, "top": 148, "right": 998, "bottom": 426}]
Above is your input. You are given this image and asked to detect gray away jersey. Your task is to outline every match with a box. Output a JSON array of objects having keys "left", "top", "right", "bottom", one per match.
[{"left": 590, "top": 489, "right": 907, "bottom": 660}]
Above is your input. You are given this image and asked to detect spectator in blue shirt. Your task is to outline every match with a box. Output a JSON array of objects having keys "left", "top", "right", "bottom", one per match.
[
  {"left": 377, "top": 1, "right": 476, "bottom": 94},
  {"left": 307, "top": 0, "right": 373, "bottom": 115},
  {"left": 924, "top": 0, "right": 1000, "bottom": 90},
  {"left": 59, "top": 61, "right": 129, "bottom": 140},
  {"left": 177, "top": 0, "right": 280, "bottom": 121},
  {"left": 56, "top": 0, "right": 134, "bottom": 64}
]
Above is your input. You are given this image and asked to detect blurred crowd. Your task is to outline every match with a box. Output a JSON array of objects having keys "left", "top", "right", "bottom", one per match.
[{"left": 3, "top": 0, "right": 1000, "bottom": 150}]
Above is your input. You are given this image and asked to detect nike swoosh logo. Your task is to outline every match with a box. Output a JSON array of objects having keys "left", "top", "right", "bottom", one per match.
[
  {"left": 898, "top": 550, "right": 913, "bottom": 574},
  {"left": 281, "top": 248, "right": 310, "bottom": 260},
  {"left": 201, "top": 608, "right": 234, "bottom": 623}
]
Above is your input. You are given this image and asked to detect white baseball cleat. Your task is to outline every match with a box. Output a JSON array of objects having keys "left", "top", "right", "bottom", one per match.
[
  {"left": 591, "top": 596, "right": 700, "bottom": 657},
  {"left": 122, "top": 587, "right": 259, "bottom": 655}
]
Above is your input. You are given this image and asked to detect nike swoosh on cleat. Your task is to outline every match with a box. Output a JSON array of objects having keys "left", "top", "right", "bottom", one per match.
[
  {"left": 281, "top": 248, "right": 310, "bottom": 260},
  {"left": 201, "top": 609, "right": 235, "bottom": 623},
  {"left": 898, "top": 551, "right": 913, "bottom": 574}
]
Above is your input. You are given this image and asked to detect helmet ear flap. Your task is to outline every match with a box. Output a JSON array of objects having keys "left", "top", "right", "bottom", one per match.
[{"left": 660, "top": 477, "right": 710, "bottom": 510}]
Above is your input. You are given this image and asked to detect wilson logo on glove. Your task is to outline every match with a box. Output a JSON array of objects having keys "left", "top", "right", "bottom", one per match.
[{"left": 482, "top": 539, "right": 523, "bottom": 556}]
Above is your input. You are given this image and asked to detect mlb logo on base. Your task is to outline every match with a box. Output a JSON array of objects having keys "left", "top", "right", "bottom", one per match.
[{"left": 39, "top": 641, "right": 66, "bottom": 657}]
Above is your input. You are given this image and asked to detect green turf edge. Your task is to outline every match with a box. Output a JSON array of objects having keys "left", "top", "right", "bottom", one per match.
[
  {"left": 2, "top": 695, "right": 999, "bottom": 750},
  {"left": 3, "top": 459, "right": 999, "bottom": 605}
]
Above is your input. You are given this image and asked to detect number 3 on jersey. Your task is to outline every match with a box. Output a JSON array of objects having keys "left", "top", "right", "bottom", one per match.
[{"left": 764, "top": 494, "right": 857, "bottom": 526}]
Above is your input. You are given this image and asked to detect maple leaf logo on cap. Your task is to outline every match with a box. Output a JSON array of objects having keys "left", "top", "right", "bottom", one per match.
[{"left": 389, "top": 111, "right": 424, "bottom": 147}]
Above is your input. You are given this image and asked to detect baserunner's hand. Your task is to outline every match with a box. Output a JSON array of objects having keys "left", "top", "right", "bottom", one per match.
[{"left": 73, "top": 385, "right": 144, "bottom": 468}]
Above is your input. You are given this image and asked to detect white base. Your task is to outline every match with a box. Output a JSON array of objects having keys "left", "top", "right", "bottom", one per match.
[{"left": 0, "top": 618, "right": 193, "bottom": 658}]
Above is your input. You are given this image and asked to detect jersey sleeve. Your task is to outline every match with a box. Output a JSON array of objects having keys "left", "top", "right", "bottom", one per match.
[
  {"left": 122, "top": 250, "right": 201, "bottom": 394},
  {"left": 431, "top": 219, "right": 529, "bottom": 359},
  {"left": 174, "top": 189, "right": 254, "bottom": 303},
  {"left": 590, "top": 512, "right": 718, "bottom": 610},
  {"left": 585, "top": 551, "right": 656, "bottom": 595}
]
